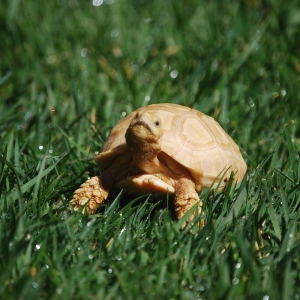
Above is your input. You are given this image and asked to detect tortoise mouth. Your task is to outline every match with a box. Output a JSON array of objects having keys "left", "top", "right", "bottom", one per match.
[{"left": 129, "top": 120, "right": 152, "bottom": 134}]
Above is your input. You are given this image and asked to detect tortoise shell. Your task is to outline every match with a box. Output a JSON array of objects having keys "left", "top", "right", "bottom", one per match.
[{"left": 95, "top": 103, "right": 247, "bottom": 192}]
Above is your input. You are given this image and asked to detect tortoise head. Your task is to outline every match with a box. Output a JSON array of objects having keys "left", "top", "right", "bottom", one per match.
[{"left": 125, "top": 110, "right": 163, "bottom": 153}]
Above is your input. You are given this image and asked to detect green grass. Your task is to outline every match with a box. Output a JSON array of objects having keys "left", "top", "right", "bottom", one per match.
[{"left": 1, "top": 0, "right": 300, "bottom": 299}]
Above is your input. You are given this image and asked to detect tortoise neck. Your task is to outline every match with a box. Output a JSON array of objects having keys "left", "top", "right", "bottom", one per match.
[{"left": 131, "top": 149, "right": 161, "bottom": 173}]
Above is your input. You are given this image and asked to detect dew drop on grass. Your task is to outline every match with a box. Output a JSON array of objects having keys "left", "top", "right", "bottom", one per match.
[
  {"left": 88, "top": 254, "right": 93, "bottom": 259},
  {"left": 35, "top": 244, "right": 41, "bottom": 250},
  {"left": 236, "top": 262, "right": 241, "bottom": 269},
  {"left": 248, "top": 97, "right": 255, "bottom": 107},
  {"left": 25, "top": 111, "right": 33, "bottom": 118},
  {"left": 232, "top": 278, "right": 239, "bottom": 285},
  {"left": 263, "top": 296, "right": 269, "bottom": 300},
  {"left": 32, "top": 282, "right": 38, "bottom": 288},
  {"left": 45, "top": 265, "right": 49, "bottom": 269},
  {"left": 281, "top": 90, "right": 286, "bottom": 96},
  {"left": 93, "top": 0, "right": 103, "bottom": 6},
  {"left": 39, "top": 145, "right": 44, "bottom": 150},
  {"left": 56, "top": 287, "right": 63, "bottom": 295},
  {"left": 145, "top": 95, "right": 150, "bottom": 101},
  {"left": 170, "top": 70, "right": 178, "bottom": 78},
  {"left": 81, "top": 48, "right": 88, "bottom": 57},
  {"left": 111, "top": 29, "right": 119, "bottom": 38},
  {"left": 108, "top": 268, "right": 113, "bottom": 273},
  {"left": 198, "top": 285, "right": 205, "bottom": 291}
]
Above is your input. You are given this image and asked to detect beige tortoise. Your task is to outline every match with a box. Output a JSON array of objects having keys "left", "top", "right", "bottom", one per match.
[{"left": 70, "top": 103, "right": 247, "bottom": 225}]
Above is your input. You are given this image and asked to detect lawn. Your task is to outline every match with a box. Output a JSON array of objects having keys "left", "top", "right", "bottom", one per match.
[{"left": 0, "top": 0, "right": 300, "bottom": 299}]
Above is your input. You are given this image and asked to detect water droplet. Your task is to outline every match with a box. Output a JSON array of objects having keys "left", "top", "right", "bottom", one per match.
[
  {"left": 232, "top": 278, "right": 239, "bottom": 285},
  {"left": 39, "top": 145, "right": 44, "bottom": 150},
  {"left": 248, "top": 97, "right": 255, "bottom": 107},
  {"left": 32, "top": 282, "right": 38, "bottom": 288},
  {"left": 145, "top": 95, "right": 151, "bottom": 102},
  {"left": 9, "top": 242, "right": 13, "bottom": 247},
  {"left": 144, "top": 18, "right": 152, "bottom": 23},
  {"left": 81, "top": 48, "right": 88, "bottom": 57},
  {"left": 121, "top": 111, "right": 126, "bottom": 117},
  {"left": 26, "top": 234, "right": 32, "bottom": 241},
  {"left": 56, "top": 287, "right": 63, "bottom": 295},
  {"left": 49, "top": 149, "right": 53, "bottom": 154},
  {"left": 35, "top": 244, "right": 41, "bottom": 250},
  {"left": 281, "top": 90, "right": 286, "bottom": 96},
  {"left": 108, "top": 268, "right": 113, "bottom": 273},
  {"left": 45, "top": 265, "right": 49, "bottom": 269},
  {"left": 26, "top": 111, "right": 33, "bottom": 118},
  {"left": 87, "top": 221, "right": 92, "bottom": 226},
  {"left": 198, "top": 285, "right": 205, "bottom": 291},
  {"left": 18, "top": 123, "right": 26, "bottom": 131},
  {"left": 263, "top": 296, "right": 269, "bottom": 300},
  {"left": 78, "top": 247, "right": 81, "bottom": 251},
  {"left": 111, "top": 29, "right": 119, "bottom": 38},
  {"left": 88, "top": 254, "right": 93, "bottom": 259},
  {"left": 117, "top": 257, "right": 122, "bottom": 261},
  {"left": 236, "top": 262, "right": 241, "bottom": 269},
  {"left": 93, "top": 0, "right": 103, "bottom": 6},
  {"left": 170, "top": 70, "right": 178, "bottom": 78}
]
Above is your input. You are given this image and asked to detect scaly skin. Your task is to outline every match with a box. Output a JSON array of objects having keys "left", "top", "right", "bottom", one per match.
[
  {"left": 70, "top": 169, "right": 116, "bottom": 214},
  {"left": 174, "top": 178, "right": 203, "bottom": 228}
]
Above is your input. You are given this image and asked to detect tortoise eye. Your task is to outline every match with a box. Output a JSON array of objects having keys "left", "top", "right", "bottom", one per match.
[
  {"left": 155, "top": 121, "right": 160, "bottom": 127},
  {"left": 134, "top": 113, "right": 139, "bottom": 119}
]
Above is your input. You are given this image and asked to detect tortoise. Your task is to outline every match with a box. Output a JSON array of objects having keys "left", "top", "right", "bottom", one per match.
[{"left": 70, "top": 103, "right": 247, "bottom": 225}]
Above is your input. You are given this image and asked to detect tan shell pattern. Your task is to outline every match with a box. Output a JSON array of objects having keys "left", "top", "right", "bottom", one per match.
[{"left": 97, "top": 103, "right": 247, "bottom": 190}]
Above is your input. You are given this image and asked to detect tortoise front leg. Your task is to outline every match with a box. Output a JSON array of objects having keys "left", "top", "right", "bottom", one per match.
[
  {"left": 174, "top": 178, "right": 203, "bottom": 228},
  {"left": 70, "top": 170, "right": 115, "bottom": 214}
]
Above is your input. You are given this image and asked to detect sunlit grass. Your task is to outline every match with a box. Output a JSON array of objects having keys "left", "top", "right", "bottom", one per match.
[{"left": 0, "top": 0, "right": 300, "bottom": 299}]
